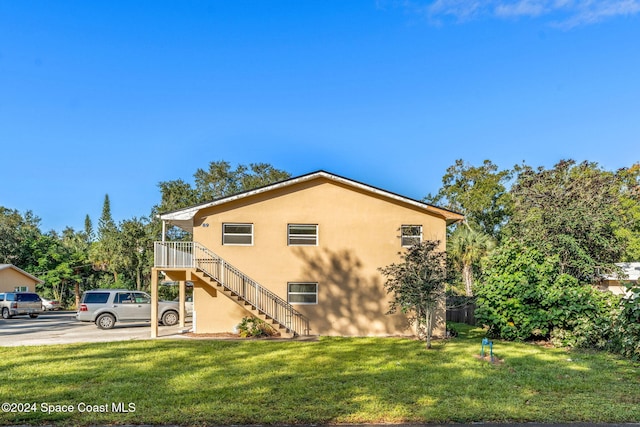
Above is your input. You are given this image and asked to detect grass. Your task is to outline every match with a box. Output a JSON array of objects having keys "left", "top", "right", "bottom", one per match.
[{"left": 1, "top": 324, "right": 639, "bottom": 426}]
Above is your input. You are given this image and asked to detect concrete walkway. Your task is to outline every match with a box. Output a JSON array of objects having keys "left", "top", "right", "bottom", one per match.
[{"left": 0, "top": 311, "right": 190, "bottom": 346}]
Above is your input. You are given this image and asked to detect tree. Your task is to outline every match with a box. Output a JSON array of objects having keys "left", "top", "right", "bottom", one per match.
[
  {"left": 90, "top": 194, "right": 120, "bottom": 283},
  {"left": 193, "top": 161, "right": 291, "bottom": 202},
  {"left": 84, "top": 214, "right": 95, "bottom": 243},
  {"left": 115, "top": 217, "right": 153, "bottom": 290},
  {"left": 425, "top": 159, "right": 512, "bottom": 239},
  {"left": 0, "top": 207, "right": 42, "bottom": 267},
  {"left": 32, "top": 228, "right": 90, "bottom": 305},
  {"left": 506, "top": 160, "right": 624, "bottom": 282},
  {"left": 379, "top": 240, "right": 447, "bottom": 349},
  {"left": 152, "top": 160, "right": 291, "bottom": 240},
  {"left": 154, "top": 179, "right": 198, "bottom": 215},
  {"left": 447, "top": 225, "right": 495, "bottom": 296},
  {"left": 476, "top": 240, "right": 619, "bottom": 345},
  {"left": 614, "top": 163, "right": 640, "bottom": 262}
]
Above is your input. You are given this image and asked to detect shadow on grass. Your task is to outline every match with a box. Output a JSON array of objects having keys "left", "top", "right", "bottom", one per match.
[{"left": 2, "top": 329, "right": 639, "bottom": 425}]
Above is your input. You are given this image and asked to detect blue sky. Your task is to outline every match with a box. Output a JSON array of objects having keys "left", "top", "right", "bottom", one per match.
[{"left": 1, "top": 0, "right": 639, "bottom": 233}]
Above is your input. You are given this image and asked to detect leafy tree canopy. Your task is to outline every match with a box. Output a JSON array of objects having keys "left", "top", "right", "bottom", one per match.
[
  {"left": 154, "top": 160, "right": 291, "bottom": 217},
  {"left": 0, "top": 206, "right": 42, "bottom": 267},
  {"left": 152, "top": 160, "right": 291, "bottom": 241},
  {"left": 614, "top": 163, "right": 640, "bottom": 262},
  {"left": 425, "top": 159, "right": 512, "bottom": 239},
  {"left": 505, "top": 159, "right": 624, "bottom": 282},
  {"left": 194, "top": 161, "right": 291, "bottom": 202}
]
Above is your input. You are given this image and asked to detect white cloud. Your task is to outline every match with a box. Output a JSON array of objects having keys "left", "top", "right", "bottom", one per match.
[{"left": 407, "top": 0, "right": 640, "bottom": 27}]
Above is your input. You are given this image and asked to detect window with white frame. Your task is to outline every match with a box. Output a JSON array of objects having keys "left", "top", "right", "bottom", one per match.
[
  {"left": 288, "top": 282, "right": 318, "bottom": 304},
  {"left": 401, "top": 225, "right": 422, "bottom": 247},
  {"left": 222, "top": 223, "right": 253, "bottom": 245},
  {"left": 288, "top": 224, "right": 318, "bottom": 246},
  {"left": 13, "top": 286, "right": 28, "bottom": 292}
]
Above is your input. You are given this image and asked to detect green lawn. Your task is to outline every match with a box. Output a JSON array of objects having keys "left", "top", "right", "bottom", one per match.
[{"left": 2, "top": 324, "right": 639, "bottom": 426}]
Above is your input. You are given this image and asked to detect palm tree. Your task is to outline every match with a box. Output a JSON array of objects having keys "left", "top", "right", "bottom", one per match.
[{"left": 448, "top": 224, "right": 495, "bottom": 296}]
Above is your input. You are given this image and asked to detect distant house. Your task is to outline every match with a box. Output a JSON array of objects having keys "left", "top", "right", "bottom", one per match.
[
  {"left": 599, "top": 262, "right": 640, "bottom": 295},
  {"left": 152, "top": 171, "right": 463, "bottom": 338},
  {"left": 0, "top": 264, "right": 43, "bottom": 293}
]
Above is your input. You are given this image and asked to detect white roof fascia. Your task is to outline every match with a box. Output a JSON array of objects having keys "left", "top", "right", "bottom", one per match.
[
  {"left": 0, "top": 264, "right": 44, "bottom": 284},
  {"left": 159, "top": 171, "right": 463, "bottom": 224}
]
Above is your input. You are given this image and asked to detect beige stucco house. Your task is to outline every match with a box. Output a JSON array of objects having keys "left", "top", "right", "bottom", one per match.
[
  {"left": 0, "top": 264, "right": 43, "bottom": 293},
  {"left": 151, "top": 171, "right": 463, "bottom": 338}
]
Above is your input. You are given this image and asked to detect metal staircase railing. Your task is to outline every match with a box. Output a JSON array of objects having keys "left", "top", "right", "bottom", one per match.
[{"left": 154, "top": 241, "right": 309, "bottom": 336}]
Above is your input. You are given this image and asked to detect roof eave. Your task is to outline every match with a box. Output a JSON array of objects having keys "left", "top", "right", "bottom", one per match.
[{"left": 158, "top": 170, "right": 465, "bottom": 231}]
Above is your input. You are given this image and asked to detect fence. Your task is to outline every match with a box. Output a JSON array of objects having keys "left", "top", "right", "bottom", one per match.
[{"left": 446, "top": 302, "right": 476, "bottom": 325}]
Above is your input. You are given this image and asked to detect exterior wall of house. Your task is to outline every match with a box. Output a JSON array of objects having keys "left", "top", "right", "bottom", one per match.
[
  {"left": 189, "top": 177, "right": 448, "bottom": 337},
  {"left": 192, "top": 281, "right": 252, "bottom": 334},
  {"left": 0, "top": 268, "right": 39, "bottom": 293},
  {"left": 598, "top": 279, "right": 637, "bottom": 295}
]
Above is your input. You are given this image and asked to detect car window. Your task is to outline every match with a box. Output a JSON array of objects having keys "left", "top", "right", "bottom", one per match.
[
  {"left": 83, "top": 292, "right": 110, "bottom": 304},
  {"left": 6, "top": 293, "right": 15, "bottom": 301},
  {"left": 115, "top": 292, "right": 134, "bottom": 304},
  {"left": 132, "top": 293, "right": 150, "bottom": 304},
  {"left": 16, "top": 293, "right": 41, "bottom": 302},
  {"left": 0, "top": 294, "right": 4, "bottom": 302}
]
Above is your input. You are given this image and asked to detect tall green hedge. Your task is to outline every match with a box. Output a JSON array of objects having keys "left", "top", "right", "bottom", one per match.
[{"left": 475, "top": 240, "right": 640, "bottom": 359}]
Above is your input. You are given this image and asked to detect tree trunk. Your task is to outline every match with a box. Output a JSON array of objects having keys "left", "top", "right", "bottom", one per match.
[
  {"left": 74, "top": 282, "right": 80, "bottom": 309},
  {"left": 463, "top": 262, "right": 474, "bottom": 297},
  {"left": 425, "top": 310, "right": 432, "bottom": 349}
]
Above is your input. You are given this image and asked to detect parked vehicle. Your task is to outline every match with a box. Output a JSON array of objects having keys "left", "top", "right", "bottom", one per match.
[
  {"left": 173, "top": 295, "right": 194, "bottom": 316},
  {"left": 41, "top": 297, "right": 61, "bottom": 311},
  {"left": 0, "top": 292, "right": 43, "bottom": 319},
  {"left": 76, "top": 289, "right": 182, "bottom": 329}
]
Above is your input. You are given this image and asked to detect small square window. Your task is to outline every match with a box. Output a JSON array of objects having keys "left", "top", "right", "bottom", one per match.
[
  {"left": 401, "top": 225, "right": 422, "bottom": 247},
  {"left": 288, "top": 282, "right": 318, "bottom": 304},
  {"left": 223, "top": 223, "right": 253, "bottom": 245},
  {"left": 288, "top": 224, "right": 318, "bottom": 246}
]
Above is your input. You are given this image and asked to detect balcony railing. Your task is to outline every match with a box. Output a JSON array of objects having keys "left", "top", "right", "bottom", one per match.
[{"left": 154, "top": 241, "right": 309, "bottom": 336}]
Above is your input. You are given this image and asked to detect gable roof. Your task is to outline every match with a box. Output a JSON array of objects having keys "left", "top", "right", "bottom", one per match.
[
  {"left": 159, "top": 170, "right": 464, "bottom": 233},
  {"left": 0, "top": 264, "right": 44, "bottom": 284}
]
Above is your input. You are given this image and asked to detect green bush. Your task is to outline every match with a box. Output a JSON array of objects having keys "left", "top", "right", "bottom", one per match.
[
  {"left": 476, "top": 241, "right": 616, "bottom": 342},
  {"left": 237, "top": 317, "right": 278, "bottom": 338},
  {"left": 609, "top": 285, "right": 640, "bottom": 360},
  {"left": 476, "top": 241, "right": 640, "bottom": 360},
  {"left": 446, "top": 323, "right": 459, "bottom": 338}
]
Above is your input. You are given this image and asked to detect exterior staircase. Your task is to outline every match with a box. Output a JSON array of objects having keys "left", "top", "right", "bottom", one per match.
[{"left": 154, "top": 241, "right": 310, "bottom": 337}]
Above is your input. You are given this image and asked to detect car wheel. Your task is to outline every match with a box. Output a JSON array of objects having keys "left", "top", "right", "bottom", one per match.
[
  {"left": 96, "top": 313, "right": 116, "bottom": 329},
  {"left": 1, "top": 308, "right": 11, "bottom": 319},
  {"left": 29, "top": 313, "right": 39, "bottom": 318},
  {"left": 161, "top": 310, "right": 179, "bottom": 326}
]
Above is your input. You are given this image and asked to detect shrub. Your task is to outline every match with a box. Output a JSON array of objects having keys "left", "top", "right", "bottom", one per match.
[
  {"left": 446, "top": 323, "right": 459, "bottom": 338},
  {"left": 476, "top": 241, "right": 640, "bottom": 360},
  {"left": 237, "top": 317, "right": 278, "bottom": 338},
  {"left": 608, "top": 284, "right": 640, "bottom": 360},
  {"left": 476, "top": 241, "right": 616, "bottom": 343}
]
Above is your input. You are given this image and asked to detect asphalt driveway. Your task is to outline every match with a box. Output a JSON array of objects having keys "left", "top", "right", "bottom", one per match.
[{"left": 0, "top": 311, "right": 191, "bottom": 346}]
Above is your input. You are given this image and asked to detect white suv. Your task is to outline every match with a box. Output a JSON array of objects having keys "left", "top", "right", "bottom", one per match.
[
  {"left": 76, "top": 289, "right": 182, "bottom": 329},
  {"left": 0, "top": 292, "right": 43, "bottom": 319}
]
